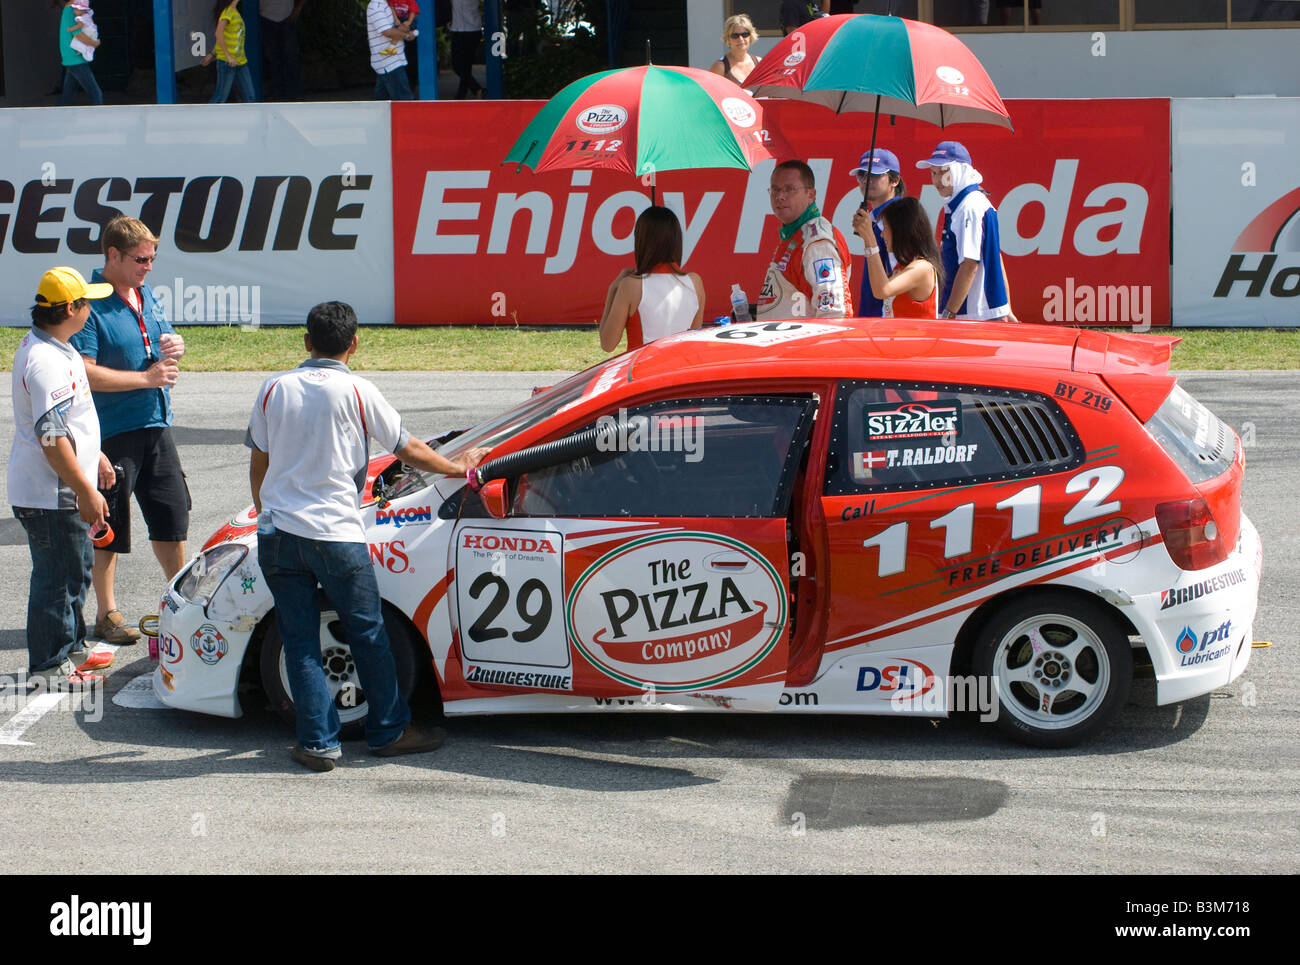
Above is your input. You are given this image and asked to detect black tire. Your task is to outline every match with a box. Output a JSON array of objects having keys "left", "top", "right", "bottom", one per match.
[
  {"left": 260, "top": 602, "right": 421, "bottom": 741},
  {"left": 972, "top": 591, "right": 1133, "bottom": 748}
]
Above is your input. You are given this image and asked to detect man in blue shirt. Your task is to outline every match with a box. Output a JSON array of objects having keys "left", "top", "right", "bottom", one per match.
[
  {"left": 849, "top": 147, "right": 905, "bottom": 318},
  {"left": 70, "top": 216, "right": 188, "bottom": 645}
]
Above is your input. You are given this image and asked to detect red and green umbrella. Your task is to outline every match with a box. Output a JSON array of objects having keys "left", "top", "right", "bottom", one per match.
[
  {"left": 504, "top": 65, "right": 790, "bottom": 200},
  {"left": 744, "top": 13, "right": 1011, "bottom": 130}
]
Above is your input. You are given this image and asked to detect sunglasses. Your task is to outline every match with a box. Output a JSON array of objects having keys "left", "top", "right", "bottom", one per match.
[
  {"left": 130, "top": 254, "right": 157, "bottom": 265},
  {"left": 730, "top": 32, "right": 750, "bottom": 39}
]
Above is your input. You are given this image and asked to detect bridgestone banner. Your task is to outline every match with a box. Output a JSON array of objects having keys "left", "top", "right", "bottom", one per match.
[
  {"left": 0, "top": 103, "right": 393, "bottom": 327},
  {"left": 1172, "top": 98, "right": 1300, "bottom": 326}
]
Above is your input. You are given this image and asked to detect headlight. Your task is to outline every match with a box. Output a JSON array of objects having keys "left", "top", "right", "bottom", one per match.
[{"left": 175, "top": 544, "right": 248, "bottom": 607}]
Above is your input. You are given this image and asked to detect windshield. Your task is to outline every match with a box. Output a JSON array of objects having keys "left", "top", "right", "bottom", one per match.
[{"left": 436, "top": 358, "right": 625, "bottom": 460}]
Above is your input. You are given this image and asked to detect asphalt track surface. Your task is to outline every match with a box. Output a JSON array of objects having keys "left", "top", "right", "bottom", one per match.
[{"left": 0, "top": 369, "right": 1295, "bottom": 875}]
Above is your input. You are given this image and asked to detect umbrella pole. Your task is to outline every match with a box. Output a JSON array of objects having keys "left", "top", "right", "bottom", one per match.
[{"left": 862, "top": 95, "right": 883, "bottom": 212}]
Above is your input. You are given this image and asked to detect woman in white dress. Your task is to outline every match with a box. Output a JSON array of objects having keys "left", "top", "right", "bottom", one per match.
[{"left": 599, "top": 206, "right": 706, "bottom": 353}]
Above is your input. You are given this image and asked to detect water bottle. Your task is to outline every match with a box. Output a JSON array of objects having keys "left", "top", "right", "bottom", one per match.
[{"left": 730, "top": 283, "right": 752, "bottom": 323}]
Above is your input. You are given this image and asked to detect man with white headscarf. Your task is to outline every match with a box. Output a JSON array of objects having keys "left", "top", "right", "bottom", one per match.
[{"left": 916, "top": 142, "right": 1017, "bottom": 322}]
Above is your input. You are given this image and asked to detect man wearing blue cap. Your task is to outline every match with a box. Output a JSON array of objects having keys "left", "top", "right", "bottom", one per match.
[
  {"left": 917, "top": 141, "right": 1017, "bottom": 322},
  {"left": 849, "top": 147, "right": 905, "bottom": 318}
]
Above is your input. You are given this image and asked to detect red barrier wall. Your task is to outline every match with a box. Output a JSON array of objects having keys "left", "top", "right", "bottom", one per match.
[{"left": 392, "top": 98, "right": 1170, "bottom": 326}]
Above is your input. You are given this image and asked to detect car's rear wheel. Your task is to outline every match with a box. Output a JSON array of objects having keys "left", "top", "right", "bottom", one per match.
[
  {"left": 260, "top": 604, "right": 421, "bottom": 741},
  {"left": 973, "top": 591, "right": 1132, "bottom": 748}
]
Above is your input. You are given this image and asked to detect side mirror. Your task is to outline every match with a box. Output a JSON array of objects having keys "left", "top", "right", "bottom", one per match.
[{"left": 481, "top": 478, "right": 508, "bottom": 519}]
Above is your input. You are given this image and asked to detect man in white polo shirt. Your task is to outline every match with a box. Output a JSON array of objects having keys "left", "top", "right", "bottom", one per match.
[
  {"left": 9, "top": 267, "right": 117, "bottom": 686},
  {"left": 247, "top": 301, "right": 488, "bottom": 771},
  {"left": 367, "top": 0, "right": 414, "bottom": 100}
]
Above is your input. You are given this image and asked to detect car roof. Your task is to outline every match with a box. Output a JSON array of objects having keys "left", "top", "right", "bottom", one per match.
[{"left": 624, "top": 319, "right": 1178, "bottom": 384}]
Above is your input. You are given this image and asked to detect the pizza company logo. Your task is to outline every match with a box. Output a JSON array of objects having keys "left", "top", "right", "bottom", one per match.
[
  {"left": 576, "top": 104, "right": 628, "bottom": 135},
  {"left": 191, "top": 624, "right": 227, "bottom": 665},
  {"left": 1214, "top": 185, "right": 1300, "bottom": 299},
  {"left": 864, "top": 400, "right": 962, "bottom": 441},
  {"left": 782, "top": 50, "right": 806, "bottom": 68},
  {"left": 376, "top": 505, "right": 432, "bottom": 529},
  {"left": 720, "top": 96, "right": 757, "bottom": 128},
  {"left": 935, "top": 65, "right": 965, "bottom": 85},
  {"left": 566, "top": 533, "right": 785, "bottom": 692}
]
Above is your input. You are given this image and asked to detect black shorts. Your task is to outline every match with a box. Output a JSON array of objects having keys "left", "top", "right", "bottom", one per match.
[{"left": 100, "top": 427, "right": 190, "bottom": 553}]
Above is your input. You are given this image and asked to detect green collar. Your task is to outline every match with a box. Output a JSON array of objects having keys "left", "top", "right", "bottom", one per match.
[{"left": 778, "top": 203, "right": 820, "bottom": 242}]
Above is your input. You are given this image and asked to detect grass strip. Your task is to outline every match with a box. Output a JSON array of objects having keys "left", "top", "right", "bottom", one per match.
[{"left": 0, "top": 325, "right": 1295, "bottom": 372}]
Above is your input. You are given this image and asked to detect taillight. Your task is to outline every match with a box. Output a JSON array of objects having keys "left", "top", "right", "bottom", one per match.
[{"left": 1156, "top": 498, "right": 1229, "bottom": 570}]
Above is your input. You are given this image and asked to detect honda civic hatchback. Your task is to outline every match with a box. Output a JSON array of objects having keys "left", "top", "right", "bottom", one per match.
[{"left": 149, "top": 319, "right": 1261, "bottom": 747}]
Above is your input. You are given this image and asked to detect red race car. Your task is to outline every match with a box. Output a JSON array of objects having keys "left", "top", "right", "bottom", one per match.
[{"left": 153, "top": 319, "right": 1260, "bottom": 747}]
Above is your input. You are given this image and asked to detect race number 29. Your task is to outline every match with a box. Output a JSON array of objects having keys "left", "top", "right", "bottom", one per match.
[{"left": 455, "top": 526, "right": 569, "bottom": 668}]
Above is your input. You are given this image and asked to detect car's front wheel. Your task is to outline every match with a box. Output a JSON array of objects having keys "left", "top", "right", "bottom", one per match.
[
  {"left": 259, "top": 604, "right": 422, "bottom": 741},
  {"left": 973, "top": 591, "right": 1133, "bottom": 748}
]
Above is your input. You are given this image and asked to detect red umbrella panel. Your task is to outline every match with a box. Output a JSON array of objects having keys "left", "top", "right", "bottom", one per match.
[
  {"left": 744, "top": 14, "right": 1011, "bottom": 129},
  {"left": 505, "top": 65, "right": 794, "bottom": 183}
]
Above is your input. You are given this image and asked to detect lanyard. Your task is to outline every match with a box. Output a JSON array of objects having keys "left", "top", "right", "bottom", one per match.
[{"left": 123, "top": 289, "right": 154, "bottom": 360}]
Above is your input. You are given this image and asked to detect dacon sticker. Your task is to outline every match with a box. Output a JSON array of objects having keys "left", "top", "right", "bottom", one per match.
[{"left": 566, "top": 532, "right": 786, "bottom": 692}]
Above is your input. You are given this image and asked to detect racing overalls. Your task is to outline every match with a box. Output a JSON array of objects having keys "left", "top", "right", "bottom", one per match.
[{"left": 756, "top": 205, "right": 854, "bottom": 320}]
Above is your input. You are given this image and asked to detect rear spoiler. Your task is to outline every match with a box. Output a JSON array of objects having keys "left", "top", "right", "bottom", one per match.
[{"left": 1072, "top": 330, "right": 1181, "bottom": 422}]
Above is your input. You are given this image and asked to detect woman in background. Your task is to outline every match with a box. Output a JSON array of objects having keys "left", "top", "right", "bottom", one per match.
[
  {"left": 709, "top": 14, "right": 761, "bottom": 86},
  {"left": 599, "top": 207, "right": 705, "bottom": 352}
]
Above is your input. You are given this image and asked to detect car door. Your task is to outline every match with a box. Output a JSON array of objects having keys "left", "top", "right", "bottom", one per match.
[
  {"left": 816, "top": 379, "right": 1092, "bottom": 705},
  {"left": 444, "top": 394, "right": 818, "bottom": 709}
]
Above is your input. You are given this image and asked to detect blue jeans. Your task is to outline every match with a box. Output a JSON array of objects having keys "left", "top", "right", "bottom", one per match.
[
  {"left": 210, "top": 61, "right": 257, "bottom": 103},
  {"left": 373, "top": 66, "right": 413, "bottom": 101},
  {"left": 61, "top": 63, "right": 103, "bottom": 106},
  {"left": 257, "top": 527, "right": 409, "bottom": 751},
  {"left": 14, "top": 508, "right": 93, "bottom": 672}
]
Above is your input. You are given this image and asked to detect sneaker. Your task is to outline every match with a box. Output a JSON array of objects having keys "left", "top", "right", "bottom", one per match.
[
  {"left": 75, "top": 649, "right": 114, "bottom": 672},
  {"left": 290, "top": 745, "right": 341, "bottom": 772},
  {"left": 371, "top": 725, "right": 446, "bottom": 758},
  {"left": 93, "top": 610, "right": 141, "bottom": 645}
]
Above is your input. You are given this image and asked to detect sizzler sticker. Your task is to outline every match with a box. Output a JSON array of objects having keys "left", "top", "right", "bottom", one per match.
[
  {"left": 566, "top": 533, "right": 786, "bottom": 692},
  {"left": 864, "top": 400, "right": 962, "bottom": 441}
]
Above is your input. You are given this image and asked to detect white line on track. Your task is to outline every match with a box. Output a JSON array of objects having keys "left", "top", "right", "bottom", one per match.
[
  {"left": 0, "top": 693, "right": 69, "bottom": 746},
  {"left": 112, "top": 673, "right": 169, "bottom": 710}
]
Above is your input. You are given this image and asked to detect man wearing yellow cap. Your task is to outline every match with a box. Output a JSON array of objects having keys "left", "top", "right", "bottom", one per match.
[{"left": 8, "top": 268, "right": 118, "bottom": 686}]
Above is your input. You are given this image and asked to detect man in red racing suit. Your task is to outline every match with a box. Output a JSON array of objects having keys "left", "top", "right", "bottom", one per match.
[{"left": 756, "top": 160, "right": 853, "bottom": 320}]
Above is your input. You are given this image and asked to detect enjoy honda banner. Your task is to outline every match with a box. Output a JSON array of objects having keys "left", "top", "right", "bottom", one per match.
[
  {"left": 392, "top": 98, "right": 1170, "bottom": 327},
  {"left": 0, "top": 103, "right": 393, "bottom": 328},
  {"left": 1172, "top": 98, "right": 1300, "bottom": 327}
]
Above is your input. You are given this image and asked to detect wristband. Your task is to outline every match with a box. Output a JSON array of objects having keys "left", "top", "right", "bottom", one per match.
[{"left": 862, "top": 246, "right": 880, "bottom": 256}]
